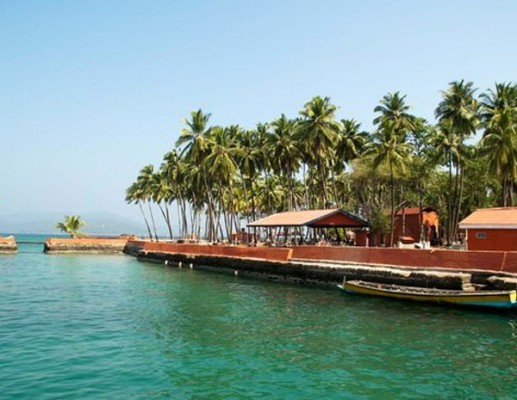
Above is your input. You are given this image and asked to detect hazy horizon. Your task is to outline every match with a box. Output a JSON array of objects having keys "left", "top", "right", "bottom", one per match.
[{"left": 1, "top": 1, "right": 515, "bottom": 222}]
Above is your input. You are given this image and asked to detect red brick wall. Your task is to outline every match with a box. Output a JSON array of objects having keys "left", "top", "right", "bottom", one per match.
[
  {"left": 141, "top": 242, "right": 293, "bottom": 262},
  {"left": 466, "top": 229, "right": 517, "bottom": 251},
  {"left": 291, "top": 246, "right": 516, "bottom": 273}
]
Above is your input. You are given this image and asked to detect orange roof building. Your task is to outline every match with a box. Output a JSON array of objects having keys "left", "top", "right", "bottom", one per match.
[
  {"left": 393, "top": 207, "right": 440, "bottom": 245},
  {"left": 248, "top": 209, "right": 369, "bottom": 228},
  {"left": 459, "top": 207, "right": 517, "bottom": 251}
]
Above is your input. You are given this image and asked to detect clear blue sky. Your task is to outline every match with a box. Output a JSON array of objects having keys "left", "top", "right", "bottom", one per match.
[{"left": 0, "top": 0, "right": 515, "bottom": 222}]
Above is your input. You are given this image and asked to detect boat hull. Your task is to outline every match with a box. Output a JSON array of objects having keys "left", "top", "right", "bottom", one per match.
[{"left": 338, "top": 281, "right": 517, "bottom": 309}]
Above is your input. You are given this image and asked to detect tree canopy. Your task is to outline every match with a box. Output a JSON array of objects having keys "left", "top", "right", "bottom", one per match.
[{"left": 126, "top": 81, "right": 517, "bottom": 246}]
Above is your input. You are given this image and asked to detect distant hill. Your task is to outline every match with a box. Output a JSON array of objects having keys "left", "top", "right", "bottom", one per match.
[{"left": 0, "top": 212, "right": 150, "bottom": 235}]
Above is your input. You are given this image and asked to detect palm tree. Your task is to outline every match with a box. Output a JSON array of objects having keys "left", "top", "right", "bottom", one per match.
[
  {"left": 137, "top": 164, "right": 159, "bottom": 241},
  {"left": 368, "top": 122, "right": 412, "bottom": 246},
  {"left": 435, "top": 80, "right": 479, "bottom": 244},
  {"left": 298, "top": 96, "right": 341, "bottom": 207},
  {"left": 151, "top": 170, "right": 174, "bottom": 239},
  {"left": 56, "top": 215, "right": 86, "bottom": 238},
  {"left": 125, "top": 182, "right": 153, "bottom": 240},
  {"left": 162, "top": 150, "right": 189, "bottom": 237},
  {"left": 334, "top": 119, "right": 370, "bottom": 206},
  {"left": 176, "top": 109, "right": 216, "bottom": 240},
  {"left": 204, "top": 125, "right": 242, "bottom": 242},
  {"left": 268, "top": 114, "right": 301, "bottom": 210},
  {"left": 373, "top": 92, "right": 416, "bottom": 138},
  {"left": 479, "top": 82, "right": 517, "bottom": 206},
  {"left": 235, "top": 127, "right": 263, "bottom": 221}
]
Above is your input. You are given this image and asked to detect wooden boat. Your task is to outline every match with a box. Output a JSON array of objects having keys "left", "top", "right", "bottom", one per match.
[{"left": 338, "top": 279, "right": 517, "bottom": 309}]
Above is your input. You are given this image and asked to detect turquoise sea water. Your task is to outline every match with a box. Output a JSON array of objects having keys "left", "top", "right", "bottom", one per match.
[{"left": 1, "top": 235, "right": 517, "bottom": 399}]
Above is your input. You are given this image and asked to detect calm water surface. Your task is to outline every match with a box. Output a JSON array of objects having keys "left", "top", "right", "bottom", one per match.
[{"left": 1, "top": 236, "right": 517, "bottom": 399}]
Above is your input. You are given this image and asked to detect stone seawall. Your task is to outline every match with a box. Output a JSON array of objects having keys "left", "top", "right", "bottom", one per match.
[
  {"left": 44, "top": 238, "right": 129, "bottom": 254},
  {"left": 0, "top": 236, "right": 17, "bottom": 253},
  {"left": 137, "top": 250, "right": 474, "bottom": 289},
  {"left": 125, "top": 241, "right": 517, "bottom": 290}
]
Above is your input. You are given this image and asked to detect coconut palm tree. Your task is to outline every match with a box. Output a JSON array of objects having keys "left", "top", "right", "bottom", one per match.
[
  {"left": 125, "top": 182, "right": 153, "bottom": 239},
  {"left": 176, "top": 109, "right": 216, "bottom": 240},
  {"left": 268, "top": 114, "right": 301, "bottom": 210},
  {"left": 298, "top": 96, "right": 341, "bottom": 207},
  {"left": 204, "top": 125, "right": 242, "bottom": 241},
  {"left": 235, "top": 127, "right": 263, "bottom": 221},
  {"left": 435, "top": 80, "right": 479, "bottom": 244},
  {"left": 137, "top": 164, "right": 159, "bottom": 241},
  {"left": 162, "top": 150, "right": 189, "bottom": 237},
  {"left": 368, "top": 121, "right": 412, "bottom": 246},
  {"left": 334, "top": 119, "right": 370, "bottom": 206},
  {"left": 373, "top": 92, "right": 416, "bottom": 139},
  {"left": 151, "top": 170, "right": 174, "bottom": 239},
  {"left": 479, "top": 82, "right": 517, "bottom": 206},
  {"left": 56, "top": 215, "right": 86, "bottom": 238}
]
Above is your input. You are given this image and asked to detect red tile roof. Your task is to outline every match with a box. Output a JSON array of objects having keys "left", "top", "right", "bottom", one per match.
[
  {"left": 248, "top": 209, "right": 369, "bottom": 228},
  {"left": 395, "top": 207, "right": 438, "bottom": 216},
  {"left": 459, "top": 207, "right": 517, "bottom": 229}
]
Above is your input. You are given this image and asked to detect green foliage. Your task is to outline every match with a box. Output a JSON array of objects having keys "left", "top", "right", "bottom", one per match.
[
  {"left": 56, "top": 215, "right": 86, "bottom": 238},
  {"left": 124, "top": 81, "right": 516, "bottom": 246}
]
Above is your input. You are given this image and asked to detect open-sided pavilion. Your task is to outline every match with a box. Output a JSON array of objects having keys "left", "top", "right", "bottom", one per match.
[{"left": 247, "top": 209, "right": 370, "bottom": 245}]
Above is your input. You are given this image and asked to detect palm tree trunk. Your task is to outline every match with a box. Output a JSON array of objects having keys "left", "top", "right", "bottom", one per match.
[
  {"left": 202, "top": 168, "right": 215, "bottom": 241},
  {"left": 147, "top": 201, "right": 159, "bottom": 241},
  {"left": 138, "top": 202, "right": 153, "bottom": 240},
  {"left": 447, "top": 153, "right": 453, "bottom": 246},
  {"left": 157, "top": 202, "right": 173, "bottom": 240},
  {"left": 303, "top": 163, "right": 309, "bottom": 209},
  {"left": 319, "top": 159, "right": 328, "bottom": 208},
  {"left": 389, "top": 162, "right": 395, "bottom": 247}
]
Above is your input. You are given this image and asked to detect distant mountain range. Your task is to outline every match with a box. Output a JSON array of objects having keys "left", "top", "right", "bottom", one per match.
[{"left": 0, "top": 212, "right": 149, "bottom": 235}]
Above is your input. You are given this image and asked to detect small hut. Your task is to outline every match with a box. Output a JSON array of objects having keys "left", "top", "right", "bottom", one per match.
[
  {"left": 394, "top": 207, "right": 440, "bottom": 246},
  {"left": 459, "top": 207, "right": 517, "bottom": 251}
]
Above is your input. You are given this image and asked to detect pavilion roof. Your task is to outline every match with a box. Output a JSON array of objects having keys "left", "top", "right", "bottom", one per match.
[
  {"left": 459, "top": 207, "right": 517, "bottom": 229},
  {"left": 248, "top": 209, "right": 369, "bottom": 228}
]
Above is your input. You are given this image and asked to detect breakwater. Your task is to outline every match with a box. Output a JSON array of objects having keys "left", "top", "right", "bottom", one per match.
[
  {"left": 44, "top": 237, "right": 129, "bottom": 254},
  {"left": 125, "top": 241, "right": 517, "bottom": 290},
  {"left": 0, "top": 236, "right": 17, "bottom": 253}
]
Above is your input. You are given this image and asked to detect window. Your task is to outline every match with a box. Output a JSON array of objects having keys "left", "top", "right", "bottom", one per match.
[{"left": 475, "top": 232, "right": 487, "bottom": 239}]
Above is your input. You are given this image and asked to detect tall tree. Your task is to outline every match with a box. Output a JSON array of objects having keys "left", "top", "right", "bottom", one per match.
[
  {"left": 298, "top": 96, "right": 341, "bottom": 207},
  {"left": 176, "top": 109, "right": 216, "bottom": 241},
  {"left": 373, "top": 92, "right": 416, "bottom": 138},
  {"left": 125, "top": 182, "right": 153, "bottom": 240},
  {"left": 435, "top": 80, "right": 479, "bottom": 244},
  {"left": 137, "top": 164, "right": 159, "bottom": 241},
  {"left": 479, "top": 82, "right": 517, "bottom": 206},
  {"left": 334, "top": 119, "right": 369, "bottom": 206},
  {"left": 368, "top": 122, "right": 412, "bottom": 246},
  {"left": 204, "top": 125, "right": 242, "bottom": 242},
  {"left": 268, "top": 114, "right": 301, "bottom": 210},
  {"left": 236, "top": 127, "right": 263, "bottom": 221}
]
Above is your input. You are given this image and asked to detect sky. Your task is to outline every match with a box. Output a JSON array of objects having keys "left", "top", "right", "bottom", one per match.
[{"left": 0, "top": 0, "right": 516, "bottom": 224}]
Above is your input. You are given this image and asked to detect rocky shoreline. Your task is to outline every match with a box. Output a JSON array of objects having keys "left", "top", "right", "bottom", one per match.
[{"left": 0, "top": 236, "right": 17, "bottom": 253}]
